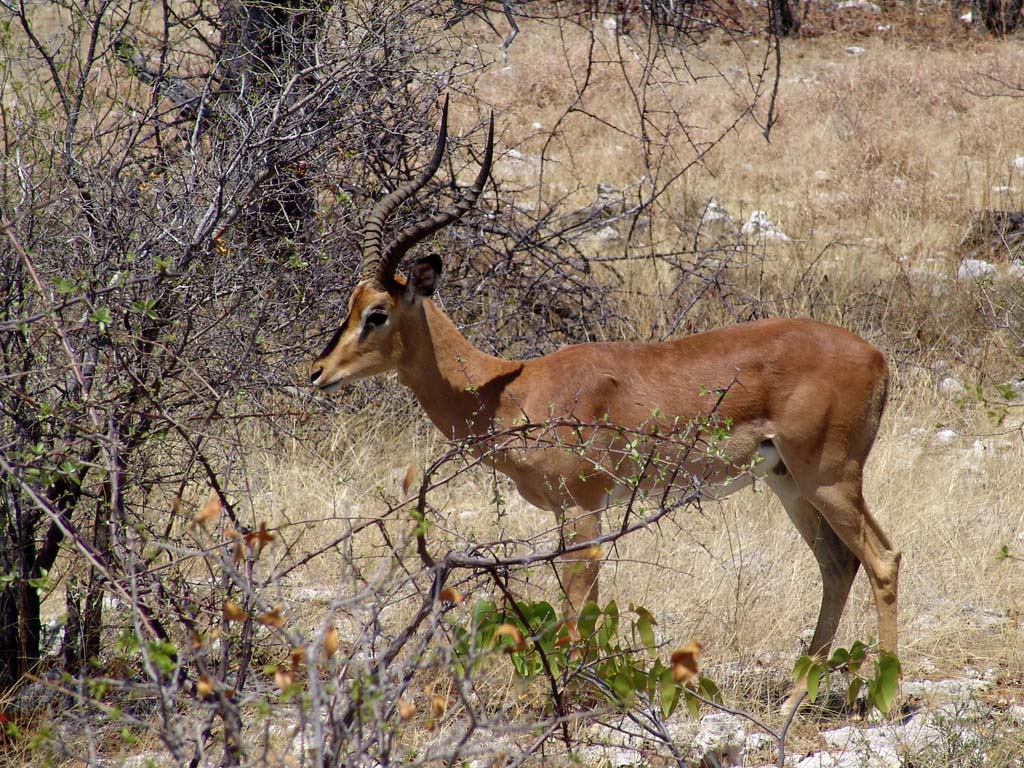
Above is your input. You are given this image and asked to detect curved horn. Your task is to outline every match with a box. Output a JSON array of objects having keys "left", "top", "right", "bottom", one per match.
[
  {"left": 380, "top": 112, "right": 494, "bottom": 276},
  {"left": 361, "top": 97, "right": 450, "bottom": 287}
]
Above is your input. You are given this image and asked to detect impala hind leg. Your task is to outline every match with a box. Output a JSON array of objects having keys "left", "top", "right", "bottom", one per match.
[
  {"left": 766, "top": 471, "right": 860, "bottom": 660},
  {"left": 808, "top": 482, "right": 901, "bottom": 655},
  {"left": 557, "top": 506, "right": 602, "bottom": 619}
]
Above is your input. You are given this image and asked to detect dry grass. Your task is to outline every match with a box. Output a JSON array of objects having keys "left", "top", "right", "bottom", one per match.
[{"left": 264, "top": 8, "right": 1024, "bottom": 732}]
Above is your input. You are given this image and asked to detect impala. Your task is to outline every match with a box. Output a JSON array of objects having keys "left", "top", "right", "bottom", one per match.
[{"left": 310, "top": 102, "right": 901, "bottom": 669}]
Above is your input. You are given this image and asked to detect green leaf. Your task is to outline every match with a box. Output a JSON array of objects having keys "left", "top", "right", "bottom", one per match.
[
  {"left": 684, "top": 688, "right": 700, "bottom": 718},
  {"left": 471, "top": 600, "right": 496, "bottom": 631},
  {"left": 659, "top": 668, "right": 679, "bottom": 718},
  {"left": 792, "top": 654, "right": 814, "bottom": 683},
  {"left": 636, "top": 613, "right": 655, "bottom": 653},
  {"left": 611, "top": 670, "right": 635, "bottom": 708},
  {"left": 131, "top": 298, "right": 158, "bottom": 319},
  {"left": 53, "top": 276, "right": 77, "bottom": 295},
  {"left": 510, "top": 653, "right": 529, "bottom": 679},
  {"left": 829, "top": 647, "right": 850, "bottom": 667},
  {"left": 698, "top": 675, "right": 721, "bottom": 704},
  {"left": 849, "top": 640, "right": 867, "bottom": 663},
  {"left": 89, "top": 306, "right": 112, "bottom": 332},
  {"left": 146, "top": 640, "right": 178, "bottom": 675},
  {"left": 577, "top": 601, "right": 600, "bottom": 638},
  {"left": 870, "top": 652, "right": 901, "bottom": 713},
  {"left": 604, "top": 600, "right": 619, "bottom": 634},
  {"left": 846, "top": 676, "right": 864, "bottom": 707},
  {"left": 806, "top": 663, "right": 823, "bottom": 703}
]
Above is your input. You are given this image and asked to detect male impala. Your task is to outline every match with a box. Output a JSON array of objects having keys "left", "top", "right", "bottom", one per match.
[{"left": 310, "top": 102, "right": 901, "bottom": 670}]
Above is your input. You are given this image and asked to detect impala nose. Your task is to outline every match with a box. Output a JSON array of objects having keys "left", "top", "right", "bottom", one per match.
[{"left": 309, "top": 364, "right": 323, "bottom": 384}]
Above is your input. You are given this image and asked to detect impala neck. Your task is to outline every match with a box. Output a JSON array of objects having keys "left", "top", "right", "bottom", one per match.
[{"left": 395, "top": 299, "right": 520, "bottom": 440}]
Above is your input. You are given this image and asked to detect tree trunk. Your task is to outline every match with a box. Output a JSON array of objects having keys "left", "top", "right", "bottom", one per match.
[
  {"left": 973, "top": 0, "right": 1023, "bottom": 32},
  {"left": 218, "top": 1, "right": 331, "bottom": 243},
  {"left": 771, "top": 0, "right": 801, "bottom": 35},
  {"left": 0, "top": 486, "right": 43, "bottom": 690}
]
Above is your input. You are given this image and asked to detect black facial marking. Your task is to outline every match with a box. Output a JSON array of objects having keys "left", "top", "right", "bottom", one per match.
[{"left": 318, "top": 317, "right": 350, "bottom": 359}]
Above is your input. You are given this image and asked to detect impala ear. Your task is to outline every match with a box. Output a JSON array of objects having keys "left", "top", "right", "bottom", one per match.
[{"left": 407, "top": 254, "right": 443, "bottom": 299}]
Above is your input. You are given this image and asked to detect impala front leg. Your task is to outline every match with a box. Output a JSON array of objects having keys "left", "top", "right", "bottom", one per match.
[{"left": 558, "top": 505, "right": 602, "bottom": 619}]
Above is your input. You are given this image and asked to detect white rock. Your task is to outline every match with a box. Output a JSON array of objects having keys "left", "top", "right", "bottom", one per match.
[
  {"left": 907, "top": 267, "right": 947, "bottom": 297},
  {"left": 741, "top": 210, "right": 790, "bottom": 241},
  {"left": 823, "top": 714, "right": 943, "bottom": 765},
  {"left": 964, "top": 441, "right": 987, "bottom": 471},
  {"left": 121, "top": 754, "right": 172, "bottom": 768},
  {"left": 701, "top": 198, "right": 735, "bottom": 228},
  {"left": 834, "top": 0, "right": 881, "bottom": 11},
  {"left": 960, "top": 603, "right": 1010, "bottom": 629},
  {"left": 845, "top": 46, "right": 866, "bottom": 56},
  {"left": 531, "top": 121, "right": 543, "bottom": 130},
  {"left": 691, "top": 713, "right": 746, "bottom": 766},
  {"left": 933, "top": 428, "right": 958, "bottom": 445},
  {"left": 603, "top": 17, "right": 617, "bottom": 31},
  {"left": 992, "top": 185, "right": 1015, "bottom": 194},
  {"left": 795, "top": 752, "right": 843, "bottom": 768},
  {"left": 1012, "top": 156, "right": 1024, "bottom": 170},
  {"left": 901, "top": 677, "right": 989, "bottom": 702},
  {"left": 937, "top": 376, "right": 966, "bottom": 397},
  {"left": 1009, "top": 260, "right": 1024, "bottom": 280},
  {"left": 960, "top": 10, "right": 972, "bottom": 22},
  {"left": 956, "top": 258, "right": 997, "bottom": 282},
  {"left": 746, "top": 732, "right": 777, "bottom": 753},
  {"left": 594, "top": 225, "right": 620, "bottom": 242},
  {"left": 597, "top": 747, "right": 644, "bottom": 767},
  {"left": 579, "top": 721, "right": 649, "bottom": 768}
]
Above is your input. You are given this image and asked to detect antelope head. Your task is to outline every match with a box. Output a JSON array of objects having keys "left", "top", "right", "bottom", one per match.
[{"left": 309, "top": 100, "right": 494, "bottom": 392}]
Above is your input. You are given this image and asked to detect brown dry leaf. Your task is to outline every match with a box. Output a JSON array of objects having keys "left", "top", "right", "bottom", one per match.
[
  {"left": 195, "top": 490, "right": 221, "bottom": 526},
  {"left": 439, "top": 586, "right": 464, "bottom": 605},
  {"left": 257, "top": 606, "right": 286, "bottom": 628},
  {"left": 397, "top": 698, "right": 415, "bottom": 720},
  {"left": 274, "top": 668, "right": 294, "bottom": 691},
  {"left": 431, "top": 695, "right": 447, "bottom": 718},
  {"left": 670, "top": 640, "right": 703, "bottom": 684},
  {"left": 245, "top": 521, "right": 274, "bottom": 556},
  {"left": 323, "top": 626, "right": 340, "bottom": 658},
  {"left": 401, "top": 464, "right": 416, "bottom": 496},
  {"left": 223, "top": 600, "right": 247, "bottom": 623},
  {"left": 290, "top": 646, "right": 306, "bottom": 672},
  {"left": 493, "top": 623, "right": 527, "bottom": 653},
  {"left": 196, "top": 674, "right": 214, "bottom": 699}
]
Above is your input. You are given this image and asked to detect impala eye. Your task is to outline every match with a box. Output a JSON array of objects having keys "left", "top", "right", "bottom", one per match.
[{"left": 363, "top": 310, "right": 388, "bottom": 330}]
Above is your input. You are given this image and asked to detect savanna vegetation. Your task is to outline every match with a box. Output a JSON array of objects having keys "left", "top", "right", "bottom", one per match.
[{"left": 0, "top": 1, "right": 1022, "bottom": 766}]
